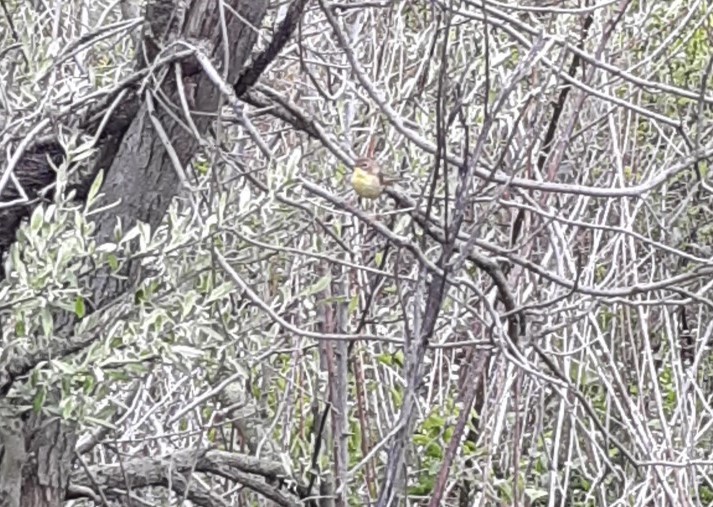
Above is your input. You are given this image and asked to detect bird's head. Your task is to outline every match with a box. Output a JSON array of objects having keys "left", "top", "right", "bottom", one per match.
[{"left": 354, "top": 157, "right": 379, "bottom": 176}]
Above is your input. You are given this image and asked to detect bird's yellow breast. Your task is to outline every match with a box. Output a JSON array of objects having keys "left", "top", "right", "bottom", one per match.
[{"left": 351, "top": 168, "right": 384, "bottom": 199}]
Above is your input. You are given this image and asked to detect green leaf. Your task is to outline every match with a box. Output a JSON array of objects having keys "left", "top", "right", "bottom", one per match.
[
  {"left": 198, "top": 325, "right": 225, "bottom": 343},
  {"left": 497, "top": 479, "right": 513, "bottom": 502},
  {"left": 61, "top": 397, "right": 75, "bottom": 418},
  {"left": 70, "top": 141, "right": 96, "bottom": 163},
  {"left": 11, "top": 246, "right": 27, "bottom": 282},
  {"left": 33, "top": 387, "right": 46, "bottom": 412},
  {"left": 205, "top": 281, "right": 234, "bottom": 304},
  {"left": 120, "top": 225, "right": 141, "bottom": 245},
  {"left": 40, "top": 306, "right": 53, "bottom": 337},
  {"left": 30, "top": 205, "right": 44, "bottom": 233},
  {"left": 348, "top": 294, "right": 360, "bottom": 315},
  {"left": 300, "top": 275, "right": 331, "bottom": 298},
  {"left": 393, "top": 350, "right": 404, "bottom": 367},
  {"left": 30, "top": 367, "right": 40, "bottom": 387},
  {"left": 181, "top": 291, "right": 199, "bottom": 319},
  {"left": 86, "top": 169, "right": 104, "bottom": 206},
  {"left": 52, "top": 359, "right": 76, "bottom": 375},
  {"left": 75, "top": 297, "right": 86, "bottom": 318},
  {"left": 423, "top": 412, "right": 445, "bottom": 427},
  {"left": 137, "top": 221, "right": 151, "bottom": 250},
  {"left": 425, "top": 442, "right": 442, "bottom": 459},
  {"left": 408, "top": 475, "right": 435, "bottom": 496},
  {"left": 134, "top": 288, "right": 146, "bottom": 304},
  {"left": 525, "top": 488, "right": 548, "bottom": 502},
  {"left": 171, "top": 345, "right": 204, "bottom": 359},
  {"left": 83, "top": 374, "right": 95, "bottom": 393},
  {"left": 376, "top": 353, "right": 393, "bottom": 366},
  {"left": 96, "top": 243, "right": 118, "bottom": 254}
]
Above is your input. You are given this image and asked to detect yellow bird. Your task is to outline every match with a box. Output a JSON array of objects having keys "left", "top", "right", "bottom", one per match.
[{"left": 350, "top": 158, "right": 401, "bottom": 199}]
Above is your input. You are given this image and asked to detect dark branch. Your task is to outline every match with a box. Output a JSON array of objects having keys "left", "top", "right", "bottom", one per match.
[
  {"left": 234, "top": 0, "right": 310, "bottom": 97},
  {"left": 68, "top": 448, "right": 301, "bottom": 507}
]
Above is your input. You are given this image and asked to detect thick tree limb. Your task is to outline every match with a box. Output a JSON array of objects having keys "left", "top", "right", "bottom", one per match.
[
  {"left": 68, "top": 448, "right": 300, "bottom": 507},
  {"left": 234, "top": 0, "right": 311, "bottom": 97},
  {"left": 0, "top": 0, "right": 269, "bottom": 505}
]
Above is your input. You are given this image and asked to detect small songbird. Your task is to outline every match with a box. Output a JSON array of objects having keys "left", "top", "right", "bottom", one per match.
[{"left": 350, "top": 157, "right": 401, "bottom": 199}]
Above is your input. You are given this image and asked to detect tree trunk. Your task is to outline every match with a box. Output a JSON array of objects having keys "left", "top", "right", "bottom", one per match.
[{"left": 0, "top": 0, "right": 266, "bottom": 504}]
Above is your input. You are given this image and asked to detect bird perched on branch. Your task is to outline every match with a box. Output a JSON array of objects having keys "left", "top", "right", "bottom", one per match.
[{"left": 350, "top": 157, "right": 401, "bottom": 199}]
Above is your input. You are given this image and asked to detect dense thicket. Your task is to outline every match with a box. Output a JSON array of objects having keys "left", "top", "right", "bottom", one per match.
[{"left": 2, "top": 1, "right": 713, "bottom": 506}]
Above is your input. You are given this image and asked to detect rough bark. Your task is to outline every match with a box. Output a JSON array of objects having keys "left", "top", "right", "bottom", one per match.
[
  {"left": 0, "top": 414, "right": 25, "bottom": 507},
  {"left": 19, "top": 414, "right": 77, "bottom": 507},
  {"left": 0, "top": 0, "right": 267, "bottom": 504},
  {"left": 67, "top": 448, "right": 299, "bottom": 506}
]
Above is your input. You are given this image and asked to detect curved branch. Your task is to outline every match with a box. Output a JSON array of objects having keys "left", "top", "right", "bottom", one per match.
[
  {"left": 68, "top": 448, "right": 301, "bottom": 507},
  {"left": 234, "top": 0, "right": 310, "bottom": 97}
]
